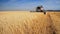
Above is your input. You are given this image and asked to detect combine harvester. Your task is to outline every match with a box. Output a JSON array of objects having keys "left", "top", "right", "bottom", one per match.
[{"left": 36, "top": 5, "right": 46, "bottom": 14}]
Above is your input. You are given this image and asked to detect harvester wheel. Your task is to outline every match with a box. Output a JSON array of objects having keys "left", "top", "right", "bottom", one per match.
[{"left": 44, "top": 12, "right": 46, "bottom": 14}]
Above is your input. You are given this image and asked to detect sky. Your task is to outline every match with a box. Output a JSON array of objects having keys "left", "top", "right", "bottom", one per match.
[{"left": 0, "top": 0, "right": 60, "bottom": 11}]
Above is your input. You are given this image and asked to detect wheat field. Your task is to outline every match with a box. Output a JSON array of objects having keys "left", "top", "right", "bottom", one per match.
[{"left": 0, "top": 11, "right": 60, "bottom": 34}]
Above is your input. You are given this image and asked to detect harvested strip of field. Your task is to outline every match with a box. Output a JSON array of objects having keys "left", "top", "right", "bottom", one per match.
[
  {"left": 49, "top": 12, "right": 60, "bottom": 34},
  {"left": 0, "top": 11, "right": 60, "bottom": 34}
]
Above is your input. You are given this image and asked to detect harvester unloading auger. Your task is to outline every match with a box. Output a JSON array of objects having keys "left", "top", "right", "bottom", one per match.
[{"left": 36, "top": 6, "right": 46, "bottom": 14}]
